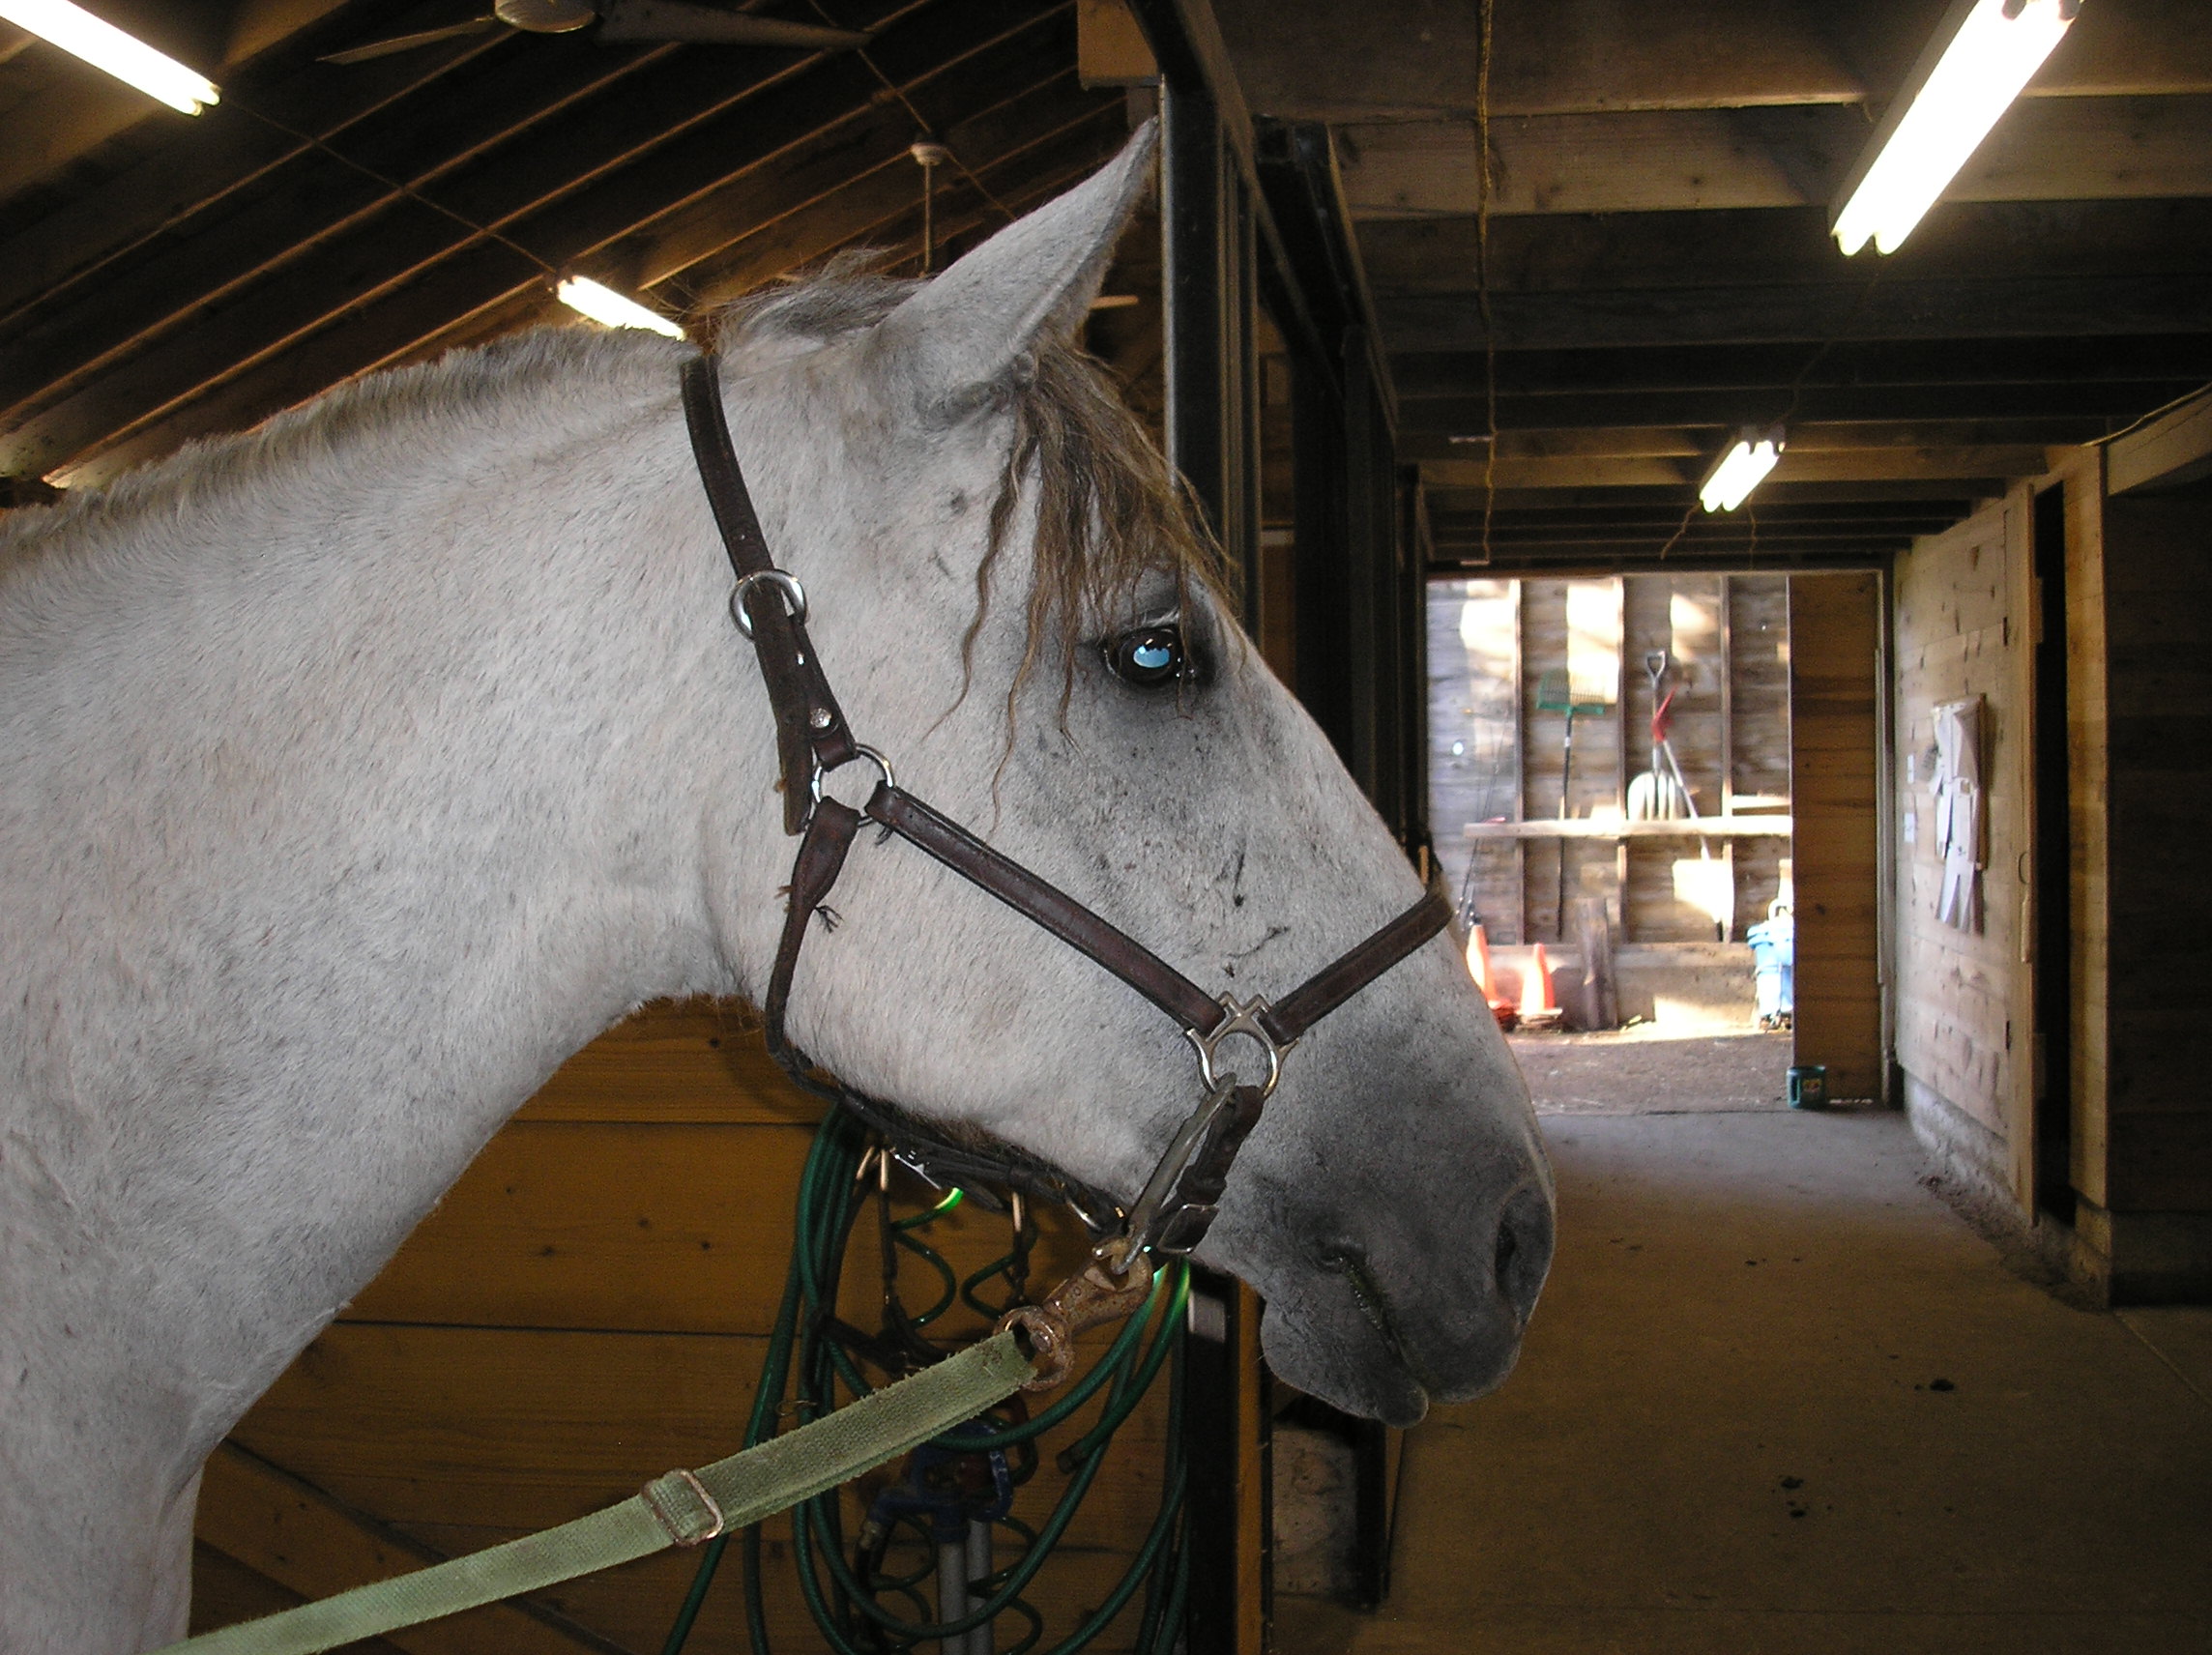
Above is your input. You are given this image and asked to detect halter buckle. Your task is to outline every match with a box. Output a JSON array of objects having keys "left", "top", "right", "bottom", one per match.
[
  {"left": 730, "top": 568, "right": 808, "bottom": 637},
  {"left": 1184, "top": 996, "right": 1293, "bottom": 1100}
]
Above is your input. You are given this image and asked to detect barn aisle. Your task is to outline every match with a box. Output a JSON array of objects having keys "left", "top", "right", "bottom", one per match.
[{"left": 1287, "top": 1106, "right": 2212, "bottom": 1655}]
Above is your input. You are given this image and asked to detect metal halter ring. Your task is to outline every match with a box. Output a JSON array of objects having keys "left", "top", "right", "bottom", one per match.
[
  {"left": 730, "top": 568, "right": 808, "bottom": 637},
  {"left": 810, "top": 743, "right": 897, "bottom": 806},
  {"left": 1184, "top": 995, "right": 1294, "bottom": 1099}
]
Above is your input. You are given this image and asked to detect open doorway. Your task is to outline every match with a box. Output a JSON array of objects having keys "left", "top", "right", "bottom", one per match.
[{"left": 1430, "top": 573, "right": 1819, "bottom": 1113}]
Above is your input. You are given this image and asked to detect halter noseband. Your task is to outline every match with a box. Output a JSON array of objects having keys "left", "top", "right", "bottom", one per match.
[{"left": 681, "top": 356, "right": 1448, "bottom": 1356}]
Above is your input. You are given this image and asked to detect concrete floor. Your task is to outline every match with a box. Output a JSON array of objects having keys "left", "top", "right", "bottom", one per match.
[{"left": 1280, "top": 1086, "right": 2212, "bottom": 1653}]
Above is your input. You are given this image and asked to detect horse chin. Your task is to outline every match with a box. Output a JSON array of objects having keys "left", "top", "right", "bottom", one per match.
[{"left": 1255, "top": 1264, "right": 1528, "bottom": 1428}]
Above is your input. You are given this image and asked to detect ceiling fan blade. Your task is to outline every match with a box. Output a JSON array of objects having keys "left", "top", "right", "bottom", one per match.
[
  {"left": 319, "top": 16, "right": 503, "bottom": 64},
  {"left": 595, "top": 0, "right": 867, "bottom": 49}
]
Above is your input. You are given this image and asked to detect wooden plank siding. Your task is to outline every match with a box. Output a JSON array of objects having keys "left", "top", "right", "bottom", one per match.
[
  {"left": 1889, "top": 496, "right": 2038, "bottom": 1202},
  {"left": 2096, "top": 495, "right": 2212, "bottom": 1216},
  {"left": 1790, "top": 572, "right": 1884, "bottom": 1102},
  {"left": 193, "top": 1002, "right": 1175, "bottom": 1655}
]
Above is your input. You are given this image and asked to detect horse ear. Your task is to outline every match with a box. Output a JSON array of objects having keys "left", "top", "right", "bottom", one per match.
[{"left": 877, "top": 120, "right": 1157, "bottom": 415}]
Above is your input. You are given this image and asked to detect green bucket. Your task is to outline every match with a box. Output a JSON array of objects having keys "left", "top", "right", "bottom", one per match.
[{"left": 1788, "top": 1064, "right": 1828, "bottom": 1110}]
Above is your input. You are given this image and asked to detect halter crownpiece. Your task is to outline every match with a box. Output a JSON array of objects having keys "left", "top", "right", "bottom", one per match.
[{"left": 681, "top": 355, "right": 1450, "bottom": 1381}]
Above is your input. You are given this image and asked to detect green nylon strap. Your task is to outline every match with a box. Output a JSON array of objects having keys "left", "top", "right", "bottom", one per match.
[{"left": 157, "top": 1332, "right": 1035, "bottom": 1655}]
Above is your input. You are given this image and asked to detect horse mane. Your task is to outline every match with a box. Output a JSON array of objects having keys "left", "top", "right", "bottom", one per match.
[{"left": 2, "top": 259, "right": 1227, "bottom": 731}]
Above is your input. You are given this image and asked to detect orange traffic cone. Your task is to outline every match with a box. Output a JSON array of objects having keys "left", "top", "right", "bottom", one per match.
[
  {"left": 1520, "top": 942, "right": 1562, "bottom": 1029},
  {"left": 1466, "top": 923, "right": 1496, "bottom": 999},
  {"left": 1467, "top": 924, "right": 1520, "bottom": 1028}
]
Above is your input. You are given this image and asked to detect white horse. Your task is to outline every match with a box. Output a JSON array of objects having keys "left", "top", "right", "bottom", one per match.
[{"left": 0, "top": 126, "right": 1551, "bottom": 1653}]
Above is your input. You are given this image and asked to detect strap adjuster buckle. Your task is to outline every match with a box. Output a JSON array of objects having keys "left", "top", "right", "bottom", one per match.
[{"left": 641, "top": 1468, "right": 727, "bottom": 1547}]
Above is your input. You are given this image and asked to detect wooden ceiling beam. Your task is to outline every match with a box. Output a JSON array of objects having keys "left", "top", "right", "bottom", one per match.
[
  {"left": 1360, "top": 201, "right": 2212, "bottom": 295},
  {"left": 1399, "top": 380, "right": 2196, "bottom": 435},
  {"left": 1211, "top": 0, "right": 2212, "bottom": 122},
  {"left": 0, "top": 29, "right": 515, "bottom": 324},
  {"left": 1376, "top": 276, "right": 2212, "bottom": 354},
  {"left": 4, "top": 0, "right": 1067, "bottom": 479},
  {"left": 1420, "top": 446, "right": 2049, "bottom": 490},
  {"left": 1391, "top": 334, "right": 2212, "bottom": 399},
  {"left": 1429, "top": 478, "right": 2006, "bottom": 508},
  {"left": 1339, "top": 98, "right": 2212, "bottom": 220},
  {"left": 629, "top": 13, "right": 1087, "bottom": 289},
  {"left": 683, "top": 102, "right": 1128, "bottom": 305},
  {"left": 44, "top": 76, "right": 1117, "bottom": 485},
  {"left": 0, "top": 37, "right": 693, "bottom": 423}
]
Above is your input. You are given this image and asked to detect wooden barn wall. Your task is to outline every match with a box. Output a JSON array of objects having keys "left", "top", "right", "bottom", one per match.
[
  {"left": 1428, "top": 574, "right": 1791, "bottom": 947},
  {"left": 190, "top": 1002, "right": 1170, "bottom": 1655},
  {"left": 2077, "top": 484, "right": 2212, "bottom": 1294},
  {"left": 1428, "top": 578, "right": 1523, "bottom": 941},
  {"left": 1890, "top": 502, "right": 2034, "bottom": 1193},
  {"left": 1790, "top": 571, "right": 1885, "bottom": 1104}
]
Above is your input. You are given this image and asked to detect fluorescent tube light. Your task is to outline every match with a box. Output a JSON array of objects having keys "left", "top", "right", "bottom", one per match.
[
  {"left": 1831, "top": 0, "right": 2081, "bottom": 256},
  {"left": 556, "top": 276, "right": 685, "bottom": 340},
  {"left": 0, "top": 0, "right": 218, "bottom": 113},
  {"left": 1700, "top": 426, "right": 1784, "bottom": 513}
]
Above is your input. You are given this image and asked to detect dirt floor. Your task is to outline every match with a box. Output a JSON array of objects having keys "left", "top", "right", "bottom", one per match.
[
  {"left": 1275, "top": 1033, "right": 2212, "bottom": 1655},
  {"left": 1508, "top": 1028, "right": 1794, "bottom": 1115}
]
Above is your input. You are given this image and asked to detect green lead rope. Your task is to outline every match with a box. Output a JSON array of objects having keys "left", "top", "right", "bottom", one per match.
[{"left": 153, "top": 1332, "right": 1036, "bottom": 1655}]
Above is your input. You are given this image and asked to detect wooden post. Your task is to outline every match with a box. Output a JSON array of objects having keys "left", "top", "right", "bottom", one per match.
[
  {"left": 1570, "top": 895, "right": 1619, "bottom": 1030},
  {"left": 1790, "top": 572, "right": 1885, "bottom": 1101}
]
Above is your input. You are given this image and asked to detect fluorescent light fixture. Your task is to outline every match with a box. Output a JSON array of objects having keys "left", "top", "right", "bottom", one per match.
[
  {"left": 556, "top": 276, "right": 685, "bottom": 339},
  {"left": 1700, "top": 425, "right": 1785, "bottom": 513},
  {"left": 0, "top": 0, "right": 218, "bottom": 113},
  {"left": 1831, "top": 0, "right": 2081, "bottom": 256}
]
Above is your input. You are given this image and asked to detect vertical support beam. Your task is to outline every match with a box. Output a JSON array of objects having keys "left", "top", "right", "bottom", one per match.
[
  {"left": 1790, "top": 571, "right": 1885, "bottom": 1102},
  {"left": 1153, "top": 37, "right": 1266, "bottom": 1655},
  {"left": 1161, "top": 79, "right": 1260, "bottom": 634},
  {"left": 1182, "top": 1267, "right": 1268, "bottom": 1655}
]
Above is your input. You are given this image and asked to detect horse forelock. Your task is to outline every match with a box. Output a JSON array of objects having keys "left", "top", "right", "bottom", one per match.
[{"left": 709, "top": 257, "right": 1231, "bottom": 730}]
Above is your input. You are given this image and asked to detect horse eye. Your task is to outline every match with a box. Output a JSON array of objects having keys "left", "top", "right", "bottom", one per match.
[{"left": 1106, "top": 625, "right": 1186, "bottom": 688}]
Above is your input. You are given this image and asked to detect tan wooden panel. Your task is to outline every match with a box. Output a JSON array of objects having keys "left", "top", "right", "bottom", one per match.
[
  {"left": 345, "top": 1122, "right": 816, "bottom": 1332},
  {"left": 348, "top": 1114, "right": 1101, "bottom": 1334},
  {"left": 396, "top": 1524, "right": 1170, "bottom": 1655},
  {"left": 230, "top": 1323, "right": 1174, "bottom": 1549},
  {"left": 194, "top": 1446, "right": 606, "bottom": 1655},
  {"left": 189, "top": 1544, "right": 407, "bottom": 1655},
  {"left": 1790, "top": 571, "right": 1883, "bottom": 1100},
  {"left": 2062, "top": 455, "right": 2111, "bottom": 1208},
  {"left": 2106, "top": 1113, "right": 2212, "bottom": 1211},
  {"left": 518, "top": 1001, "right": 821, "bottom": 1126}
]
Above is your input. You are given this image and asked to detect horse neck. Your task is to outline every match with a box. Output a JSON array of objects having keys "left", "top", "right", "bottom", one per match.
[{"left": 0, "top": 343, "right": 794, "bottom": 1642}]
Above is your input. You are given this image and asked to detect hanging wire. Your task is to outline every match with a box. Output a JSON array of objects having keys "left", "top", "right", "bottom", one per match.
[
  {"left": 808, "top": 0, "right": 1015, "bottom": 227},
  {"left": 1473, "top": 0, "right": 1499, "bottom": 566}
]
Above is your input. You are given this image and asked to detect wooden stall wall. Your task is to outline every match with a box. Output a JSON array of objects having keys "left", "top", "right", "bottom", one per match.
[
  {"left": 191, "top": 1003, "right": 1172, "bottom": 1655},
  {"left": 2077, "top": 487, "right": 2212, "bottom": 1298},
  {"left": 1889, "top": 502, "right": 2034, "bottom": 1198},
  {"left": 1790, "top": 571, "right": 1886, "bottom": 1105}
]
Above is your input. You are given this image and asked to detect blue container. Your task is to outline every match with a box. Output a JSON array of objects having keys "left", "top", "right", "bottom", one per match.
[{"left": 1746, "top": 910, "right": 1794, "bottom": 1029}]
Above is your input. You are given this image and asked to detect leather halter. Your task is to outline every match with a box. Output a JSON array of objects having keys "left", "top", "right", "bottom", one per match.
[{"left": 681, "top": 355, "right": 1449, "bottom": 1265}]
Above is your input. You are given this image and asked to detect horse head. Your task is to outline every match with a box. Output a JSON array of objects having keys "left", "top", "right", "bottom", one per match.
[{"left": 707, "top": 126, "right": 1553, "bottom": 1425}]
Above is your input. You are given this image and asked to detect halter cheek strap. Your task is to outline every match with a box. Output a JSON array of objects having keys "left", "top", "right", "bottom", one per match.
[{"left": 682, "top": 354, "right": 1450, "bottom": 1271}]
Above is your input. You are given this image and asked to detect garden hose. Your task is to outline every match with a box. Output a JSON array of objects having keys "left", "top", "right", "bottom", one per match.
[{"left": 662, "top": 1109, "right": 1188, "bottom": 1655}]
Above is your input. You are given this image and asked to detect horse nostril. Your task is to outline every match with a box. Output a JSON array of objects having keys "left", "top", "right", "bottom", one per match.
[{"left": 1493, "top": 1185, "right": 1554, "bottom": 1327}]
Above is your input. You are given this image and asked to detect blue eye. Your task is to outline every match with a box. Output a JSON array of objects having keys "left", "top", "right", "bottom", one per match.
[{"left": 1106, "top": 625, "right": 1187, "bottom": 687}]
